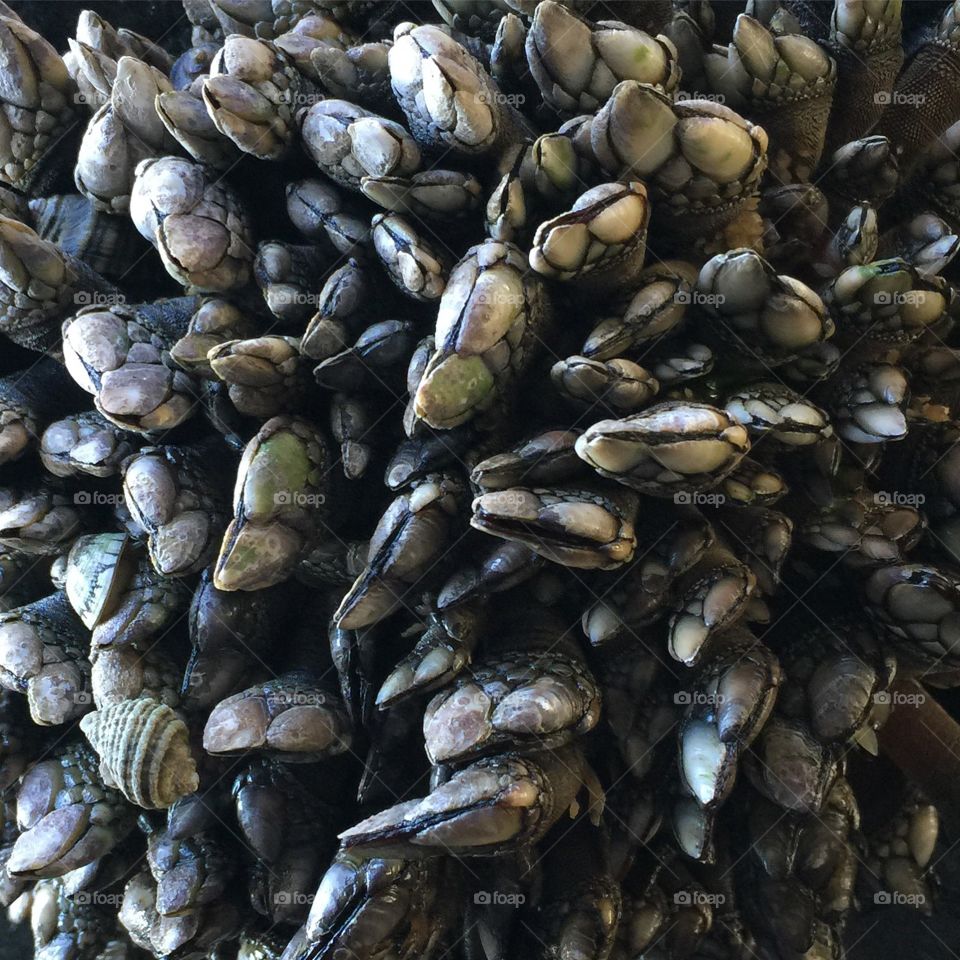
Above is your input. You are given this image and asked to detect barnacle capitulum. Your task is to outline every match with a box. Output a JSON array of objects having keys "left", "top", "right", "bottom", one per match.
[
  {"left": 575, "top": 402, "right": 751, "bottom": 496},
  {"left": 130, "top": 155, "right": 255, "bottom": 292},
  {"left": 413, "top": 239, "right": 552, "bottom": 430},
  {"left": 203, "top": 671, "right": 352, "bottom": 760},
  {"left": 587, "top": 82, "right": 769, "bottom": 246},
  {"left": 338, "top": 744, "right": 601, "bottom": 858},
  {"left": 0, "top": 14, "right": 77, "bottom": 193},
  {"left": 526, "top": 1, "right": 680, "bottom": 116},
  {"left": 74, "top": 55, "right": 179, "bottom": 214},
  {"left": 705, "top": 14, "right": 836, "bottom": 184},
  {"left": 202, "top": 34, "right": 307, "bottom": 161},
  {"left": 530, "top": 181, "right": 651, "bottom": 293},
  {"left": 7, "top": 740, "right": 134, "bottom": 878},
  {"left": 388, "top": 21, "right": 515, "bottom": 156},
  {"left": 422, "top": 608, "right": 600, "bottom": 763},
  {"left": 214, "top": 415, "right": 332, "bottom": 592},
  {"left": 61, "top": 298, "right": 203, "bottom": 433},
  {"left": 470, "top": 483, "right": 638, "bottom": 570}
]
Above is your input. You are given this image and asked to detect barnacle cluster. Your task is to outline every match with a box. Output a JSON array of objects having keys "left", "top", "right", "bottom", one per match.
[{"left": 0, "top": 1, "right": 956, "bottom": 959}]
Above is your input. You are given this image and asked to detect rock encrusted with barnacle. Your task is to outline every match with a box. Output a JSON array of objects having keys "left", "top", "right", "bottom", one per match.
[{"left": 0, "top": 1, "right": 956, "bottom": 958}]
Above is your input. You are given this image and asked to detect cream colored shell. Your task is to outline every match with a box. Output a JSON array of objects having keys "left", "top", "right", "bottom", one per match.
[{"left": 80, "top": 697, "right": 199, "bottom": 809}]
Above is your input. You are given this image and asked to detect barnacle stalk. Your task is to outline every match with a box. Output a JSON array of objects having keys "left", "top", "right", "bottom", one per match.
[
  {"left": 824, "top": 0, "right": 904, "bottom": 151},
  {"left": 876, "top": 0, "right": 960, "bottom": 170}
]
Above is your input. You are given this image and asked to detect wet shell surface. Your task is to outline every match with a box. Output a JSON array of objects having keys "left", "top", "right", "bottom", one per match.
[
  {"left": 64, "top": 532, "right": 136, "bottom": 629},
  {"left": 79, "top": 696, "right": 199, "bottom": 809}
]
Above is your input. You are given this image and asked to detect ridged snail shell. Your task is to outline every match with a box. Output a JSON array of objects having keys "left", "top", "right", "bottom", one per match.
[
  {"left": 65, "top": 532, "right": 136, "bottom": 629},
  {"left": 79, "top": 697, "right": 199, "bottom": 809}
]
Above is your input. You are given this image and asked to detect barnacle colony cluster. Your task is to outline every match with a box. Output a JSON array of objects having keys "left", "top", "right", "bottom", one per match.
[{"left": 0, "top": 1, "right": 954, "bottom": 959}]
